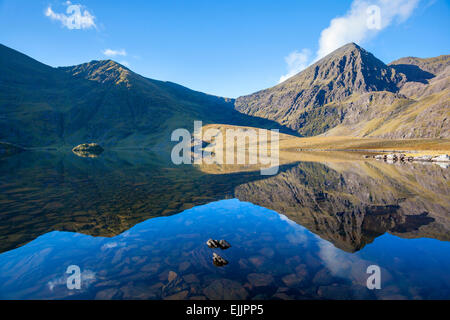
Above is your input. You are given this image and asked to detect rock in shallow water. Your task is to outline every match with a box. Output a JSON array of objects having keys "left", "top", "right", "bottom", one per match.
[
  {"left": 203, "top": 279, "right": 248, "bottom": 300},
  {"left": 218, "top": 239, "right": 231, "bottom": 249},
  {"left": 206, "top": 238, "right": 231, "bottom": 249},
  {"left": 247, "top": 273, "right": 274, "bottom": 287},
  {"left": 212, "top": 253, "right": 228, "bottom": 267},
  {"left": 206, "top": 239, "right": 220, "bottom": 248}
]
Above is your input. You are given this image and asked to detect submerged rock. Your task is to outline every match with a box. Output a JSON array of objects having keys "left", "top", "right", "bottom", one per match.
[
  {"left": 203, "top": 279, "right": 248, "bottom": 300},
  {"left": 247, "top": 273, "right": 274, "bottom": 287},
  {"left": 162, "top": 270, "right": 189, "bottom": 299},
  {"left": 212, "top": 253, "right": 228, "bottom": 267},
  {"left": 72, "top": 143, "right": 104, "bottom": 158}
]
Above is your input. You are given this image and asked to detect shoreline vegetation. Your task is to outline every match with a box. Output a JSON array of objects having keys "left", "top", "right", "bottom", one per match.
[
  {"left": 202, "top": 124, "right": 450, "bottom": 156},
  {"left": 1, "top": 124, "right": 449, "bottom": 162},
  {"left": 285, "top": 136, "right": 450, "bottom": 157},
  {"left": 190, "top": 124, "right": 450, "bottom": 174}
]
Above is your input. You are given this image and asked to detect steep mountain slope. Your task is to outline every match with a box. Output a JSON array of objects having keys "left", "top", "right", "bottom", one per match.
[
  {"left": 325, "top": 55, "right": 450, "bottom": 138},
  {"left": 235, "top": 43, "right": 405, "bottom": 135},
  {"left": 0, "top": 44, "right": 291, "bottom": 148},
  {"left": 235, "top": 43, "right": 449, "bottom": 138},
  {"left": 358, "top": 57, "right": 450, "bottom": 139}
]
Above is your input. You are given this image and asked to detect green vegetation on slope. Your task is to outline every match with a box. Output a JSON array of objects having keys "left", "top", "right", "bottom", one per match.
[{"left": 0, "top": 44, "right": 295, "bottom": 149}]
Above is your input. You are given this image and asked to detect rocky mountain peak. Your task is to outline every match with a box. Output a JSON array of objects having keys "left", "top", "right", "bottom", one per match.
[
  {"left": 286, "top": 42, "right": 403, "bottom": 94},
  {"left": 60, "top": 59, "right": 133, "bottom": 86},
  {"left": 234, "top": 42, "right": 407, "bottom": 134}
]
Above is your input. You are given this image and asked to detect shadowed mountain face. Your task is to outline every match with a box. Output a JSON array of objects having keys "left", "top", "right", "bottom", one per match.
[
  {"left": 235, "top": 43, "right": 450, "bottom": 138},
  {"left": 0, "top": 44, "right": 294, "bottom": 149},
  {"left": 0, "top": 151, "right": 448, "bottom": 254},
  {"left": 387, "top": 64, "right": 434, "bottom": 84},
  {"left": 389, "top": 55, "right": 450, "bottom": 76}
]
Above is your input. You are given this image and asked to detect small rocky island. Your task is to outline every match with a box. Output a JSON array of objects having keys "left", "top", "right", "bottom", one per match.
[{"left": 72, "top": 143, "right": 104, "bottom": 158}]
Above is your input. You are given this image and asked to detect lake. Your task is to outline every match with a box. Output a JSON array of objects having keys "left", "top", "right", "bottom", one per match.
[{"left": 0, "top": 151, "right": 449, "bottom": 299}]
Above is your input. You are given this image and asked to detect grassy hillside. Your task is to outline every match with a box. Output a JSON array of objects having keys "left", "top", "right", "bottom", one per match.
[{"left": 0, "top": 44, "right": 293, "bottom": 149}]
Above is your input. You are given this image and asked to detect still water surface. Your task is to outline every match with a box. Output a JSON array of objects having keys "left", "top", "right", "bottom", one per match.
[{"left": 0, "top": 151, "right": 449, "bottom": 299}]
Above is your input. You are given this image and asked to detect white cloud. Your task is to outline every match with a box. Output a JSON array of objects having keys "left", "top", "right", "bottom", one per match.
[
  {"left": 279, "top": 0, "right": 420, "bottom": 82},
  {"left": 102, "top": 49, "right": 127, "bottom": 57},
  {"left": 119, "top": 61, "right": 130, "bottom": 67},
  {"left": 101, "top": 242, "right": 118, "bottom": 250},
  {"left": 45, "top": 1, "right": 96, "bottom": 30},
  {"left": 317, "top": 0, "right": 419, "bottom": 60},
  {"left": 317, "top": 240, "right": 354, "bottom": 277},
  {"left": 279, "top": 49, "right": 311, "bottom": 83}
]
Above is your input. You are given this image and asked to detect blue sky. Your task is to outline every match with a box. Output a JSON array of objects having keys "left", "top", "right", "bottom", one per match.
[{"left": 0, "top": 0, "right": 449, "bottom": 98}]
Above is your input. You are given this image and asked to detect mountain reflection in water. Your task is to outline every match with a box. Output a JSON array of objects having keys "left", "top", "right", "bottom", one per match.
[{"left": 0, "top": 151, "right": 449, "bottom": 299}]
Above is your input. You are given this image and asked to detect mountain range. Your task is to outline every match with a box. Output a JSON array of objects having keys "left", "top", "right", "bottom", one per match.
[{"left": 0, "top": 42, "right": 449, "bottom": 149}]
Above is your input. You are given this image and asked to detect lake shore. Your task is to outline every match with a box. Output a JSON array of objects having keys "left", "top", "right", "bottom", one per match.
[{"left": 281, "top": 135, "right": 450, "bottom": 157}]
